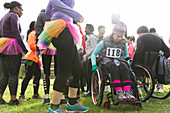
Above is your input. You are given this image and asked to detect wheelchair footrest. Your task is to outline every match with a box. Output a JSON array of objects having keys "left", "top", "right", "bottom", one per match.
[{"left": 118, "top": 100, "right": 141, "bottom": 104}]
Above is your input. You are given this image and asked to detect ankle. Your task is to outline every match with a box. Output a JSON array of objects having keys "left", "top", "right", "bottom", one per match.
[
  {"left": 51, "top": 104, "right": 59, "bottom": 110},
  {"left": 68, "top": 98, "right": 78, "bottom": 105}
]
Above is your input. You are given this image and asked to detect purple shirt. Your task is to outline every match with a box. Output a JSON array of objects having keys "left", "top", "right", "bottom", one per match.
[
  {"left": 0, "top": 11, "right": 27, "bottom": 52},
  {"left": 46, "top": 0, "right": 82, "bottom": 22}
]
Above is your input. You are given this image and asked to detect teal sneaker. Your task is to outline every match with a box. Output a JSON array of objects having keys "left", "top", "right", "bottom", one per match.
[
  {"left": 48, "top": 107, "right": 66, "bottom": 113},
  {"left": 66, "top": 103, "right": 89, "bottom": 112}
]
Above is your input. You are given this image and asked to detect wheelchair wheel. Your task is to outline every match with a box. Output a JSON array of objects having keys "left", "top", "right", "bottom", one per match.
[
  {"left": 151, "top": 80, "right": 170, "bottom": 99},
  {"left": 91, "top": 68, "right": 105, "bottom": 106},
  {"left": 134, "top": 64, "right": 155, "bottom": 102},
  {"left": 130, "top": 71, "right": 141, "bottom": 102}
]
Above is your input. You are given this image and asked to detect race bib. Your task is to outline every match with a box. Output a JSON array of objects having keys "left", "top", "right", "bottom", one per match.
[{"left": 106, "top": 47, "right": 122, "bottom": 58}]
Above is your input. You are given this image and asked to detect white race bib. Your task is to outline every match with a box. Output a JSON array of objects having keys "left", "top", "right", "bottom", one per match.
[{"left": 106, "top": 47, "right": 122, "bottom": 58}]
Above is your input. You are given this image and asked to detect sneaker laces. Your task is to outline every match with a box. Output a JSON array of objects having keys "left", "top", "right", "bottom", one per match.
[
  {"left": 58, "top": 106, "right": 66, "bottom": 113},
  {"left": 77, "top": 102, "right": 83, "bottom": 107}
]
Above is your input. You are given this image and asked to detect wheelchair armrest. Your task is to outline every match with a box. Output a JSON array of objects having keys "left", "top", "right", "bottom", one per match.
[{"left": 124, "top": 57, "right": 131, "bottom": 61}]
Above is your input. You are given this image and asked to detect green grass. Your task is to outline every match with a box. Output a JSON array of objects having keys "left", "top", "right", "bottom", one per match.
[{"left": 1, "top": 79, "right": 170, "bottom": 113}]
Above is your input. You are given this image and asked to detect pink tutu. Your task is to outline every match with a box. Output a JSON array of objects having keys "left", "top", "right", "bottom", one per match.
[
  {"left": 0, "top": 38, "right": 23, "bottom": 55},
  {"left": 41, "top": 49, "right": 56, "bottom": 55}
]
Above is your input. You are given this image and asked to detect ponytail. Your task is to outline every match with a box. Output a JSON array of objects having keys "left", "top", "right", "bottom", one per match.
[{"left": 3, "top": 1, "right": 22, "bottom": 10}]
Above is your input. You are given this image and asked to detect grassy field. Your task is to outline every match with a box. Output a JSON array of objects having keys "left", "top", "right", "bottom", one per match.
[{"left": 0, "top": 79, "right": 170, "bottom": 113}]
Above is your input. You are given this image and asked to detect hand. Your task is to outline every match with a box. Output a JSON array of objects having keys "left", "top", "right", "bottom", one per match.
[
  {"left": 92, "top": 65, "right": 98, "bottom": 72},
  {"left": 78, "top": 17, "right": 84, "bottom": 23}
]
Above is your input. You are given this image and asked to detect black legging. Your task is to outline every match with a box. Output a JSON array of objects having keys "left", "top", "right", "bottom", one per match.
[
  {"left": 85, "top": 59, "right": 92, "bottom": 92},
  {"left": 51, "top": 27, "right": 83, "bottom": 92},
  {"left": 20, "top": 62, "right": 41, "bottom": 95},
  {"left": 0, "top": 54, "right": 22, "bottom": 95},
  {"left": 42, "top": 54, "right": 57, "bottom": 94},
  {"left": 101, "top": 61, "right": 130, "bottom": 81}
]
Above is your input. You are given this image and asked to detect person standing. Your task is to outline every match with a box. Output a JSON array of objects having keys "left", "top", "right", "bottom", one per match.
[
  {"left": 0, "top": 1, "right": 28, "bottom": 105},
  {"left": 83, "top": 24, "right": 98, "bottom": 96},
  {"left": 97, "top": 25, "right": 105, "bottom": 43},
  {"left": 19, "top": 21, "right": 43, "bottom": 102},
  {"left": 35, "top": 9, "right": 57, "bottom": 105},
  {"left": 37, "top": 0, "right": 89, "bottom": 112},
  {"left": 126, "top": 36, "right": 135, "bottom": 59}
]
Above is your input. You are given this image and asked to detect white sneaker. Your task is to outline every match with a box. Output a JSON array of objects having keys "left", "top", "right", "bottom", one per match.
[
  {"left": 104, "top": 87, "right": 111, "bottom": 91},
  {"left": 159, "top": 88, "right": 164, "bottom": 93},
  {"left": 83, "top": 91, "right": 90, "bottom": 95},
  {"left": 154, "top": 87, "right": 158, "bottom": 92}
]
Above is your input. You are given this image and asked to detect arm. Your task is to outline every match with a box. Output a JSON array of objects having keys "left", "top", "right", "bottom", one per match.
[
  {"left": 161, "top": 40, "right": 170, "bottom": 58},
  {"left": 84, "top": 36, "right": 98, "bottom": 60},
  {"left": 91, "top": 41, "right": 104, "bottom": 66},
  {"left": 46, "top": 2, "right": 52, "bottom": 17},
  {"left": 124, "top": 43, "right": 129, "bottom": 59},
  {"left": 49, "top": 0, "right": 82, "bottom": 22},
  {"left": 11, "top": 15, "right": 28, "bottom": 52},
  {"left": 35, "top": 13, "right": 44, "bottom": 38}
]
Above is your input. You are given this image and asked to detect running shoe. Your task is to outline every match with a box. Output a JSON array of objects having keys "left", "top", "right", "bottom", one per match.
[
  {"left": 43, "top": 98, "right": 50, "bottom": 105},
  {"left": 47, "top": 107, "right": 66, "bottom": 113},
  {"left": 159, "top": 88, "right": 164, "bottom": 93},
  {"left": 0, "top": 98, "right": 8, "bottom": 105},
  {"left": 116, "top": 91, "right": 127, "bottom": 102},
  {"left": 83, "top": 91, "right": 90, "bottom": 95},
  {"left": 19, "top": 95, "right": 27, "bottom": 102},
  {"left": 32, "top": 94, "right": 44, "bottom": 99},
  {"left": 66, "top": 102, "right": 89, "bottom": 112},
  {"left": 8, "top": 99, "right": 19, "bottom": 106},
  {"left": 104, "top": 87, "right": 111, "bottom": 91},
  {"left": 125, "top": 91, "right": 135, "bottom": 102}
]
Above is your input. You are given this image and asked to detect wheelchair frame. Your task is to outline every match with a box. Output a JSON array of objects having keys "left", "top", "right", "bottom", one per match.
[{"left": 91, "top": 63, "right": 143, "bottom": 109}]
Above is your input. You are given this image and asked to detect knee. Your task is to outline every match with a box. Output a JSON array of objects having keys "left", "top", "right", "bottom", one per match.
[{"left": 120, "top": 62, "right": 129, "bottom": 70}]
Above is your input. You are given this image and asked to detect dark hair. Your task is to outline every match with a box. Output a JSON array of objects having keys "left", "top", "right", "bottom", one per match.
[
  {"left": 86, "top": 24, "right": 94, "bottom": 32},
  {"left": 137, "top": 26, "right": 149, "bottom": 34},
  {"left": 98, "top": 25, "right": 105, "bottom": 30},
  {"left": 127, "top": 36, "right": 135, "bottom": 42},
  {"left": 4, "top": 1, "right": 22, "bottom": 10},
  {"left": 149, "top": 28, "right": 156, "bottom": 33},
  {"left": 26, "top": 21, "right": 35, "bottom": 41},
  {"left": 41, "top": 9, "right": 45, "bottom": 12}
]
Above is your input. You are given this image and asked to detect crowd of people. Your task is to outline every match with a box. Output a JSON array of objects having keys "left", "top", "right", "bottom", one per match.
[{"left": 0, "top": 1, "right": 170, "bottom": 113}]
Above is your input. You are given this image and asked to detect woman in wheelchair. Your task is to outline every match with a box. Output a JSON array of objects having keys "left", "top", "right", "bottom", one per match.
[{"left": 91, "top": 24, "right": 135, "bottom": 102}]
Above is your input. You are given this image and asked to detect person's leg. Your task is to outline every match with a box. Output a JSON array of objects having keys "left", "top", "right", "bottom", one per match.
[
  {"left": 102, "top": 62, "right": 127, "bottom": 102},
  {"left": 42, "top": 54, "right": 52, "bottom": 98},
  {"left": 20, "top": 63, "right": 35, "bottom": 96},
  {"left": 68, "top": 45, "right": 82, "bottom": 104},
  {"left": 32, "top": 63, "right": 43, "bottom": 99},
  {"left": 119, "top": 62, "right": 131, "bottom": 92},
  {"left": 83, "top": 59, "right": 92, "bottom": 96},
  {"left": 119, "top": 62, "right": 135, "bottom": 101},
  {"left": 66, "top": 44, "right": 89, "bottom": 112},
  {"left": 84, "top": 60, "right": 90, "bottom": 93},
  {"left": 7, "top": 54, "right": 22, "bottom": 105},
  {"left": 0, "top": 54, "right": 9, "bottom": 105},
  {"left": 54, "top": 54, "right": 58, "bottom": 77},
  {"left": 50, "top": 28, "right": 75, "bottom": 111}
]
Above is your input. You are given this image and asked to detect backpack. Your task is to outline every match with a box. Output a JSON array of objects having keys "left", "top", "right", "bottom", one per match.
[{"left": 153, "top": 54, "right": 170, "bottom": 85}]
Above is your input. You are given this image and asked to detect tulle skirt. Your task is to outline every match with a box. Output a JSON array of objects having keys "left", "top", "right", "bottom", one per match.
[
  {"left": 0, "top": 38, "right": 23, "bottom": 55},
  {"left": 37, "top": 19, "right": 82, "bottom": 50},
  {"left": 41, "top": 49, "right": 56, "bottom": 55}
]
